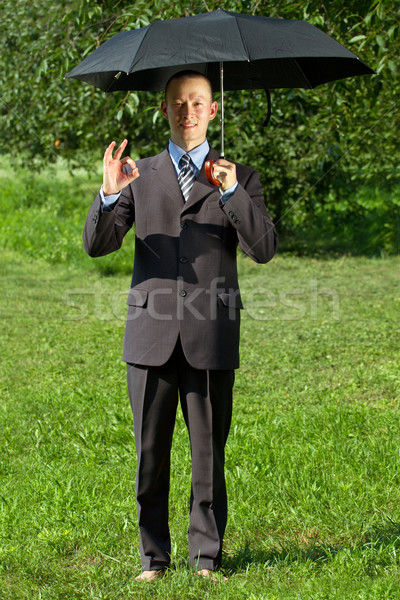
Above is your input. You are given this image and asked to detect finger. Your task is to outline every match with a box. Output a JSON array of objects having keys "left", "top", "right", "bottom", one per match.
[
  {"left": 114, "top": 138, "right": 128, "bottom": 161},
  {"left": 104, "top": 140, "right": 116, "bottom": 162},
  {"left": 212, "top": 166, "right": 227, "bottom": 179},
  {"left": 122, "top": 157, "right": 137, "bottom": 171},
  {"left": 216, "top": 165, "right": 235, "bottom": 176},
  {"left": 214, "top": 158, "right": 233, "bottom": 167},
  {"left": 213, "top": 164, "right": 232, "bottom": 175},
  {"left": 128, "top": 167, "right": 140, "bottom": 181},
  {"left": 120, "top": 156, "right": 134, "bottom": 165}
]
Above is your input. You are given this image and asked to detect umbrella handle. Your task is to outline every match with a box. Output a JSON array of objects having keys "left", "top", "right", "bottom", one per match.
[{"left": 204, "top": 160, "right": 221, "bottom": 187}]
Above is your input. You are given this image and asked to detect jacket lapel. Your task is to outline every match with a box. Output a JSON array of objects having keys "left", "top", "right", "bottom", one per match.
[{"left": 149, "top": 149, "right": 184, "bottom": 208}]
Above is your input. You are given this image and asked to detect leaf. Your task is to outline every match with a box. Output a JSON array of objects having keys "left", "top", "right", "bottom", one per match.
[
  {"left": 376, "top": 34, "right": 385, "bottom": 49},
  {"left": 152, "top": 109, "right": 160, "bottom": 124},
  {"left": 349, "top": 35, "right": 366, "bottom": 44},
  {"left": 377, "top": 1, "right": 385, "bottom": 20}
]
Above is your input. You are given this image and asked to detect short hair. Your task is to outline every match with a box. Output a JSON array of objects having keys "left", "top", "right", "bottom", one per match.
[{"left": 164, "top": 70, "right": 213, "bottom": 101}]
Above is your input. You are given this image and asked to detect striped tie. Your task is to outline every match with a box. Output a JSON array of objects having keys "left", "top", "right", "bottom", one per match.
[{"left": 177, "top": 154, "right": 195, "bottom": 202}]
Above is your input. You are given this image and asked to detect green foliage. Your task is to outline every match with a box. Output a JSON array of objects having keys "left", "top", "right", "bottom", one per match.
[
  {"left": 3, "top": 157, "right": 400, "bottom": 260},
  {"left": 0, "top": 160, "right": 398, "bottom": 263},
  {"left": 0, "top": 158, "right": 135, "bottom": 274},
  {"left": 0, "top": 0, "right": 399, "bottom": 252}
]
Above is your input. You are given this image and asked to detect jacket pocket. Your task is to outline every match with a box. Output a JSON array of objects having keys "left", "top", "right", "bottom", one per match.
[
  {"left": 217, "top": 292, "right": 243, "bottom": 310},
  {"left": 126, "top": 288, "right": 149, "bottom": 308}
]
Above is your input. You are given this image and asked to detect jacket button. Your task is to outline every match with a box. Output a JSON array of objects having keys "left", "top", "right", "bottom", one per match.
[
  {"left": 181, "top": 221, "right": 188, "bottom": 229},
  {"left": 179, "top": 290, "right": 187, "bottom": 297},
  {"left": 179, "top": 256, "right": 188, "bottom": 264}
]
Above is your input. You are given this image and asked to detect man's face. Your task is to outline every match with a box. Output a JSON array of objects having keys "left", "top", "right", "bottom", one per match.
[{"left": 161, "top": 76, "right": 218, "bottom": 151}]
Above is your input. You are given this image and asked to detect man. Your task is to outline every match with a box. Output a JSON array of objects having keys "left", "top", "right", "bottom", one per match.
[{"left": 83, "top": 71, "right": 277, "bottom": 582}]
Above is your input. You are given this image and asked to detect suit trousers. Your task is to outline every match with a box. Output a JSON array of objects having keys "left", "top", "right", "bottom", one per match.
[{"left": 126, "top": 338, "right": 234, "bottom": 571}]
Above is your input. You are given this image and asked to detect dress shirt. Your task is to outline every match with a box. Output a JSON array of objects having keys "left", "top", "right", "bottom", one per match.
[{"left": 101, "top": 139, "right": 238, "bottom": 211}]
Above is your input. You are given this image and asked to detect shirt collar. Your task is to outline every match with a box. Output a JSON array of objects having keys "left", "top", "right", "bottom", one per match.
[{"left": 168, "top": 139, "right": 210, "bottom": 175}]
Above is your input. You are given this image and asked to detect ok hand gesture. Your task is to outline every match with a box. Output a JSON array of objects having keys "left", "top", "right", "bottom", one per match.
[{"left": 102, "top": 139, "right": 139, "bottom": 195}]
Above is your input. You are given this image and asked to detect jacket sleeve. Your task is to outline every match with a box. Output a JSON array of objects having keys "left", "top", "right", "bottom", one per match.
[
  {"left": 221, "top": 167, "right": 278, "bottom": 264},
  {"left": 82, "top": 184, "right": 135, "bottom": 257}
]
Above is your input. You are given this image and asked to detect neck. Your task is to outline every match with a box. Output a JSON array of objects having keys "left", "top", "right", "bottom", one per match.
[{"left": 171, "top": 139, "right": 207, "bottom": 153}]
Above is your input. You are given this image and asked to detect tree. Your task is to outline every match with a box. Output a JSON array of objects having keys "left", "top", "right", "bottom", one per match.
[{"left": 1, "top": 0, "right": 398, "bottom": 252}]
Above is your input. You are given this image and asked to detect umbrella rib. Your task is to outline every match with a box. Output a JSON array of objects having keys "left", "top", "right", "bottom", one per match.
[
  {"left": 233, "top": 15, "right": 251, "bottom": 60},
  {"left": 292, "top": 58, "right": 313, "bottom": 88},
  {"left": 127, "top": 25, "right": 152, "bottom": 74}
]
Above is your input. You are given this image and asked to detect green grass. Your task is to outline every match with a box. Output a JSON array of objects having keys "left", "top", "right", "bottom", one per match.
[{"left": 0, "top": 164, "right": 400, "bottom": 598}]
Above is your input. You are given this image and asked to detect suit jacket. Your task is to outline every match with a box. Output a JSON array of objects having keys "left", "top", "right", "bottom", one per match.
[{"left": 83, "top": 147, "right": 277, "bottom": 369}]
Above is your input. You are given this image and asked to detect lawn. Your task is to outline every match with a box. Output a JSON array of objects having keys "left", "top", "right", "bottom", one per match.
[{"left": 0, "top": 165, "right": 399, "bottom": 599}]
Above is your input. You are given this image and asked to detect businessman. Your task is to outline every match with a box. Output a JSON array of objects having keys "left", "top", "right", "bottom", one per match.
[{"left": 83, "top": 70, "right": 278, "bottom": 582}]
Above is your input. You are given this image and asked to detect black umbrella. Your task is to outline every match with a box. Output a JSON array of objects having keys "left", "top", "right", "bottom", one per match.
[{"left": 66, "top": 9, "right": 375, "bottom": 182}]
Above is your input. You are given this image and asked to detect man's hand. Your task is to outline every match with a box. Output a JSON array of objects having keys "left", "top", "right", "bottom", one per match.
[
  {"left": 103, "top": 139, "right": 140, "bottom": 195},
  {"left": 212, "top": 158, "right": 237, "bottom": 192}
]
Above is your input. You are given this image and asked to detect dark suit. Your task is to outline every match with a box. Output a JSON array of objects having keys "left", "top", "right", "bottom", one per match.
[{"left": 83, "top": 146, "right": 277, "bottom": 570}]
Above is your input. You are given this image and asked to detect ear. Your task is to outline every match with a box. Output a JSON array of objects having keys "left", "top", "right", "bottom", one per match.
[
  {"left": 209, "top": 101, "right": 218, "bottom": 121},
  {"left": 161, "top": 100, "right": 169, "bottom": 119}
]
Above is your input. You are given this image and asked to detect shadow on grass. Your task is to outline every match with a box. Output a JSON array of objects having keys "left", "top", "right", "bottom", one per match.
[
  {"left": 224, "top": 540, "right": 338, "bottom": 573},
  {"left": 223, "top": 520, "right": 400, "bottom": 573}
]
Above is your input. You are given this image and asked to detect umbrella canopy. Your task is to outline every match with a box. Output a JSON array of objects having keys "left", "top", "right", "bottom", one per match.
[
  {"left": 66, "top": 9, "right": 375, "bottom": 184},
  {"left": 66, "top": 8, "right": 375, "bottom": 93}
]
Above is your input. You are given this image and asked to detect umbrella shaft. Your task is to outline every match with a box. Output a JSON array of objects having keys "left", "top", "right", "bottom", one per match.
[{"left": 220, "top": 61, "right": 224, "bottom": 158}]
